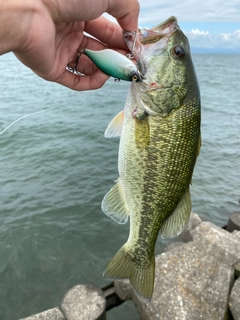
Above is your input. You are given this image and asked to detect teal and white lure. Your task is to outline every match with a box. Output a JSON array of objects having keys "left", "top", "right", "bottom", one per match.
[
  {"left": 82, "top": 48, "right": 144, "bottom": 82},
  {"left": 66, "top": 48, "right": 145, "bottom": 82}
]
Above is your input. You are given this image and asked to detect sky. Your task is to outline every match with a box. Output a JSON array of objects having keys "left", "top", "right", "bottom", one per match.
[
  {"left": 105, "top": 0, "right": 240, "bottom": 53},
  {"left": 137, "top": 0, "right": 240, "bottom": 53}
]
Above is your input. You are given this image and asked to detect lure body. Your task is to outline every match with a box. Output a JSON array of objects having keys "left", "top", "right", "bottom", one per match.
[{"left": 83, "top": 48, "right": 143, "bottom": 82}]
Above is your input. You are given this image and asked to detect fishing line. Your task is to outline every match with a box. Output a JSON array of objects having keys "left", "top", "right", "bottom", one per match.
[
  {"left": 0, "top": 107, "right": 56, "bottom": 135},
  {"left": 0, "top": 79, "right": 123, "bottom": 135}
]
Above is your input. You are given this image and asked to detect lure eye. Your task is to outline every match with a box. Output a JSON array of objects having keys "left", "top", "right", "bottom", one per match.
[
  {"left": 129, "top": 69, "right": 142, "bottom": 82},
  {"left": 132, "top": 74, "right": 138, "bottom": 82},
  {"left": 172, "top": 45, "right": 185, "bottom": 59}
]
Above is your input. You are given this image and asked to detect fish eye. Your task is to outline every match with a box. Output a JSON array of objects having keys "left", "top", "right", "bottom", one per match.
[{"left": 172, "top": 45, "right": 185, "bottom": 59}]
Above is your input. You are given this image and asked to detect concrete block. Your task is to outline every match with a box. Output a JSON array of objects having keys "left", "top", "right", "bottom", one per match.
[
  {"left": 178, "top": 212, "right": 203, "bottom": 242},
  {"left": 162, "top": 242, "right": 183, "bottom": 253},
  {"left": 227, "top": 212, "right": 240, "bottom": 232},
  {"left": 131, "top": 242, "right": 234, "bottom": 320},
  {"left": 61, "top": 284, "right": 106, "bottom": 320},
  {"left": 232, "top": 230, "right": 240, "bottom": 240},
  {"left": 190, "top": 222, "right": 240, "bottom": 273},
  {"left": 20, "top": 308, "right": 65, "bottom": 320},
  {"left": 114, "top": 279, "right": 132, "bottom": 301},
  {"left": 229, "top": 277, "right": 240, "bottom": 320}
]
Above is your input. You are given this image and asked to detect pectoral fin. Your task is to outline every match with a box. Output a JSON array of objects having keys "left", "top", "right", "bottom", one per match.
[
  {"left": 101, "top": 178, "right": 129, "bottom": 224},
  {"left": 159, "top": 188, "right": 191, "bottom": 239},
  {"left": 104, "top": 110, "right": 124, "bottom": 138}
]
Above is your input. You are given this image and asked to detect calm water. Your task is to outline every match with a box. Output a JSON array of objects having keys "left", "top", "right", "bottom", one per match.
[{"left": 0, "top": 53, "right": 239, "bottom": 320}]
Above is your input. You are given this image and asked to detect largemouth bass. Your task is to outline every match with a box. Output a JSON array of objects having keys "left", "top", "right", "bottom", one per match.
[{"left": 101, "top": 16, "right": 201, "bottom": 301}]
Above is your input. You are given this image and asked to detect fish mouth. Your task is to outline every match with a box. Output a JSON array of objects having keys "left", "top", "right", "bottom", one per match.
[
  {"left": 123, "top": 17, "right": 179, "bottom": 78},
  {"left": 139, "top": 16, "right": 179, "bottom": 45},
  {"left": 123, "top": 16, "right": 179, "bottom": 52},
  {"left": 123, "top": 17, "right": 181, "bottom": 83}
]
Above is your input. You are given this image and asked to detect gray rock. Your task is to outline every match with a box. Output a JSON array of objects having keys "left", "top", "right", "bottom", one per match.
[
  {"left": 20, "top": 308, "right": 65, "bottom": 320},
  {"left": 232, "top": 230, "right": 240, "bottom": 240},
  {"left": 178, "top": 212, "right": 203, "bottom": 242},
  {"left": 229, "top": 277, "right": 240, "bottom": 320},
  {"left": 227, "top": 212, "right": 240, "bottom": 232},
  {"left": 190, "top": 222, "right": 240, "bottom": 274},
  {"left": 61, "top": 284, "right": 106, "bottom": 320},
  {"left": 22, "top": 216, "right": 240, "bottom": 320},
  {"left": 162, "top": 241, "right": 183, "bottom": 253},
  {"left": 114, "top": 279, "right": 132, "bottom": 301},
  {"left": 131, "top": 241, "right": 234, "bottom": 320},
  {"left": 128, "top": 221, "right": 240, "bottom": 320}
]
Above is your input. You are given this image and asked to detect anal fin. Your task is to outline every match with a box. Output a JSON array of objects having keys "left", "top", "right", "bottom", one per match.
[
  {"left": 101, "top": 178, "right": 129, "bottom": 224},
  {"left": 159, "top": 187, "right": 192, "bottom": 239}
]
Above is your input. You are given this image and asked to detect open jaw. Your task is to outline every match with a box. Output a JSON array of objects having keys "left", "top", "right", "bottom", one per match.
[{"left": 123, "top": 16, "right": 180, "bottom": 59}]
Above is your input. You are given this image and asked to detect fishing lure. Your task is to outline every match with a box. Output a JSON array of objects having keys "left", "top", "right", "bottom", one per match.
[{"left": 67, "top": 48, "right": 145, "bottom": 82}]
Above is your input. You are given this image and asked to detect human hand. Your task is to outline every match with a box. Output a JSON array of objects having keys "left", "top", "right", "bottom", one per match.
[{"left": 10, "top": 0, "right": 139, "bottom": 90}]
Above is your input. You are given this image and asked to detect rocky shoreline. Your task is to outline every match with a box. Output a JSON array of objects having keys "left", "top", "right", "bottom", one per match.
[{"left": 20, "top": 212, "right": 240, "bottom": 320}]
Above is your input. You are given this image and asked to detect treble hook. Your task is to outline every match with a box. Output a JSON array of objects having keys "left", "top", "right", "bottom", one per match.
[
  {"left": 126, "top": 31, "right": 137, "bottom": 59},
  {"left": 66, "top": 50, "right": 85, "bottom": 76}
]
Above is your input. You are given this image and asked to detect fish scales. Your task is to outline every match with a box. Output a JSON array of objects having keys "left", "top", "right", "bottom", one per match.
[
  {"left": 101, "top": 16, "right": 201, "bottom": 301},
  {"left": 121, "top": 91, "right": 200, "bottom": 256}
]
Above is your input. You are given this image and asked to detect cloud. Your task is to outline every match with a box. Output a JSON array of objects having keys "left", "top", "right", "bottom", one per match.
[
  {"left": 185, "top": 29, "right": 240, "bottom": 50},
  {"left": 190, "top": 29, "right": 209, "bottom": 36},
  {"left": 222, "top": 30, "right": 240, "bottom": 47},
  {"left": 137, "top": 0, "right": 240, "bottom": 50},
  {"left": 138, "top": 0, "right": 240, "bottom": 24},
  {"left": 222, "top": 33, "right": 231, "bottom": 42},
  {"left": 104, "top": 0, "right": 240, "bottom": 51}
]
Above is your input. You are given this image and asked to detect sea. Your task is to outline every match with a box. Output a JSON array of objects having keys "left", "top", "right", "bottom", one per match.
[{"left": 0, "top": 52, "right": 239, "bottom": 320}]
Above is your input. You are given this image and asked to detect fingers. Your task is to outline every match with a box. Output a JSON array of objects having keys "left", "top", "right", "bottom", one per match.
[
  {"left": 107, "top": 0, "right": 140, "bottom": 31},
  {"left": 56, "top": 69, "right": 110, "bottom": 91},
  {"left": 48, "top": 0, "right": 139, "bottom": 32},
  {"left": 57, "top": 33, "right": 111, "bottom": 90},
  {"left": 85, "top": 16, "right": 127, "bottom": 50}
]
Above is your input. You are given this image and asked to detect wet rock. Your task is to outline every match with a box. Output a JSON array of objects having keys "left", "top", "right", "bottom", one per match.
[
  {"left": 114, "top": 279, "right": 132, "bottom": 301},
  {"left": 232, "top": 230, "right": 240, "bottom": 240},
  {"left": 227, "top": 212, "right": 240, "bottom": 232},
  {"left": 229, "top": 277, "right": 240, "bottom": 320},
  {"left": 131, "top": 241, "right": 234, "bottom": 320},
  {"left": 20, "top": 214, "right": 240, "bottom": 320},
  {"left": 162, "top": 241, "right": 183, "bottom": 253},
  {"left": 178, "top": 212, "right": 203, "bottom": 242},
  {"left": 61, "top": 284, "right": 106, "bottom": 320},
  {"left": 127, "top": 220, "right": 240, "bottom": 320},
  {"left": 20, "top": 308, "right": 65, "bottom": 320},
  {"left": 190, "top": 222, "right": 240, "bottom": 274}
]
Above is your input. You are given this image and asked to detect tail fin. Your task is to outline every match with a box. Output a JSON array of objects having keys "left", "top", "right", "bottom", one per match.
[{"left": 103, "top": 244, "right": 155, "bottom": 301}]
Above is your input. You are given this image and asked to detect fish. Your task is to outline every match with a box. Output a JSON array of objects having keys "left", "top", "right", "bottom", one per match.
[
  {"left": 82, "top": 48, "right": 144, "bottom": 82},
  {"left": 101, "top": 16, "right": 201, "bottom": 301}
]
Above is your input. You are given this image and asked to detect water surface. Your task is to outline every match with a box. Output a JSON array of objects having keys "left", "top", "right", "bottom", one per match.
[{"left": 0, "top": 53, "right": 239, "bottom": 319}]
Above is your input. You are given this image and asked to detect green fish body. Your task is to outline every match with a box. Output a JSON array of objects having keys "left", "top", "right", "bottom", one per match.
[{"left": 101, "top": 17, "right": 201, "bottom": 301}]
